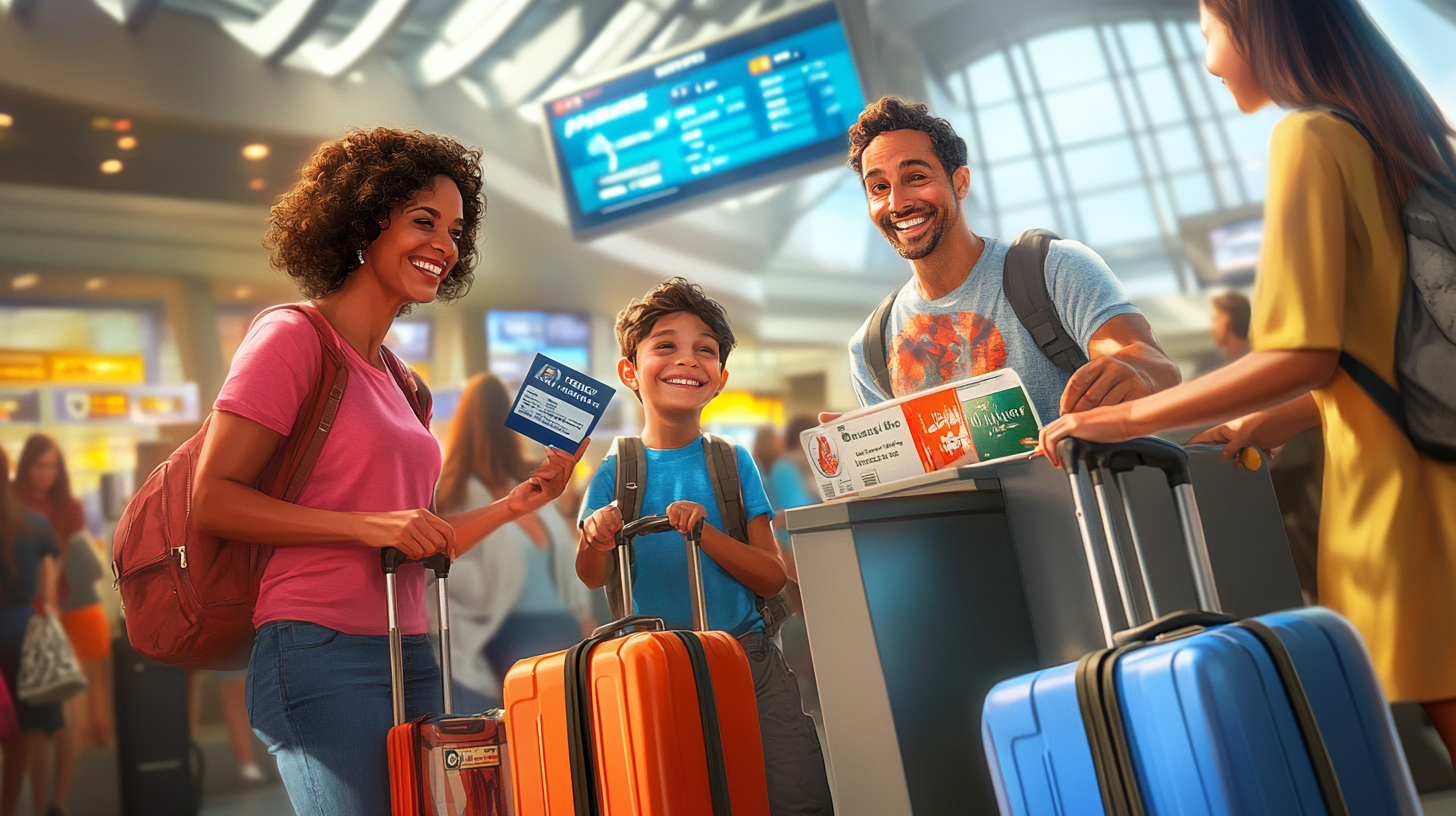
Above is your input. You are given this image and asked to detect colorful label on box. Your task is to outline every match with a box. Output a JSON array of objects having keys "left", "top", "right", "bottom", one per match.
[
  {"left": 802, "top": 368, "right": 1040, "bottom": 501},
  {"left": 961, "top": 387, "right": 1040, "bottom": 462},
  {"left": 444, "top": 745, "right": 500, "bottom": 770}
]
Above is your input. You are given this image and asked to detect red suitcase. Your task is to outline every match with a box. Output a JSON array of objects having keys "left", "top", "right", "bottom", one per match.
[
  {"left": 504, "top": 515, "right": 770, "bottom": 816},
  {"left": 385, "top": 550, "right": 513, "bottom": 816}
]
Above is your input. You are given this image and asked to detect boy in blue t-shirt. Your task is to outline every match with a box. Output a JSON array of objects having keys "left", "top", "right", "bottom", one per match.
[{"left": 577, "top": 277, "right": 834, "bottom": 816}]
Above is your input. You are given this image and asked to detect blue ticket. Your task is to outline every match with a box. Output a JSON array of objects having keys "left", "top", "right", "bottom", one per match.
[{"left": 504, "top": 354, "right": 615, "bottom": 451}]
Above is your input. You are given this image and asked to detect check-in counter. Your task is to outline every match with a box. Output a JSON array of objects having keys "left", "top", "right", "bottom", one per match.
[{"left": 785, "top": 448, "right": 1303, "bottom": 816}]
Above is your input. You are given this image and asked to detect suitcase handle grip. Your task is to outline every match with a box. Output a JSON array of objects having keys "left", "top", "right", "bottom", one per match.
[
  {"left": 590, "top": 614, "right": 666, "bottom": 639},
  {"left": 1112, "top": 609, "right": 1237, "bottom": 647},
  {"left": 380, "top": 548, "right": 452, "bottom": 577},
  {"left": 617, "top": 514, "right": 676, "bottom": 542},
  {"left": 1056, "top": 437, "right": 1191, "bottom": 486}
]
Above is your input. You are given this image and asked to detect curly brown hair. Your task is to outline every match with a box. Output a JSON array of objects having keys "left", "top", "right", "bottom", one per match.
[
  {"left": 847, "top": 96, "right": 967, "bottom": 182},
  {"left": 266, "top": 128, "right": 485, "bottom": 305},
  {"left": 615, "top": 277, "right": 736, "bottom": 366}
]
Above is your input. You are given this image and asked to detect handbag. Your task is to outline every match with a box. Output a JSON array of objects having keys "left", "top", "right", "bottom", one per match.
[{"left": 17, "top": 612, "right": 88, "bottom": 705}]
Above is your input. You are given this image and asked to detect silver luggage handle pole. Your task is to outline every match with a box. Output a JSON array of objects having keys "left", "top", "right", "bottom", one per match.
[
  {"left": 1090, "top": 470, "right": 1141, "bottom": 629},
  {"left": 1173, "top": 483, "right": 1222, "bottom": 613},
  {"left": 1113, "top": 471, "right": 1163, "bottom": 620},
  {"left": 1059, "top": 443, "right": 1118, "bottom": 648},
  {"left": 686, "top": 519, "right": 708, "bottom": 632},
  {"left": 382, "top": 548, "right": 407, "bottom": 727},
  {"left": 423, "top": 553, "right": 454, "bottom": 715}
]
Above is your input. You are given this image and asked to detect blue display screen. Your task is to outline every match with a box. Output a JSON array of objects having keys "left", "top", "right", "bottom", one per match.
[{"left": 543, "top": 2, "right": 865, "bottom": 237}]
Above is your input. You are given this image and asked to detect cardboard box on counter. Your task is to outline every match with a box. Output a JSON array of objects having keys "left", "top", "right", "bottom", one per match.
[{"left": 800, "top": 368, "right": 1042, "bottom": 501}]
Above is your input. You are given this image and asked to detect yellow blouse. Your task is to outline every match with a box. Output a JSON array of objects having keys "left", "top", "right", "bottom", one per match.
[{"left": 1251, "top": 109, "right": 1456, "bottom": 703}]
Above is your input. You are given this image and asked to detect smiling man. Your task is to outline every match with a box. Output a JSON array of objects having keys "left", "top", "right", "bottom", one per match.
[{"left": 843, "top": 97, "right": 1180, "bottom": 424}]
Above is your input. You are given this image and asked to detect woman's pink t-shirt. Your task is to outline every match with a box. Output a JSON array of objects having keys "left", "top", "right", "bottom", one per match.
[{"left": 214, "top": 309, "right": 441, "bottom": 635}]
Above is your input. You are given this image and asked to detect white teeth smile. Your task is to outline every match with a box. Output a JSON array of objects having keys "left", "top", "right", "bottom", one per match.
[
  {"left": 665, "top": 378, "right": 703, "bottom": 387},
  {"left": 411, "top": 259, "right": 444, "bottom": 279},
  {"left": 895, "top": 217, "right": 927, "bottom": 230}
]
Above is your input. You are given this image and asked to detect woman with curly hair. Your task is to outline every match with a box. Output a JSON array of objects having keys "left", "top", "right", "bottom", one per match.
[{"left": 191, "top": 127, "right": 587, "bottom": 815}]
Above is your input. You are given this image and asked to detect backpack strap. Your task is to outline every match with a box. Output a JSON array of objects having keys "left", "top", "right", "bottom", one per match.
[
  {"left": 703, "top": 434, "right": 790, "bottom": 639},
  {"left": 1005, "top": 229, "right": 1088, "bottom": 374},
  {"left": 604, "top": 437, "right": 647, "bottom": 619},
  {"left": 378, "top": 344, "right": 432, "bottom": 430},
  {"left": 864, "top": 290, "right": 900, "bottom": 398}
]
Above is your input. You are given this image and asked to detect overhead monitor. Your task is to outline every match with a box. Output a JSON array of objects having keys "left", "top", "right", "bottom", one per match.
[
  {"left": 542, "top": 1, "right": 866, "bottom": 238},
  {"left": 1178, "top": 206, "right": 1264, "bottom": 288},
  {"left": 486, "top": 311, "right": 591, "bottom": 389}
]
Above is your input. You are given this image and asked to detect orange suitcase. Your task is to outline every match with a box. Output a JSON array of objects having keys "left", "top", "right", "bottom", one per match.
[
  {"left": 384, "top": 551, "right": 513, "bottom": 816},
  {"left": 504, "top": 516, "right": 770, "bottom": 816}
]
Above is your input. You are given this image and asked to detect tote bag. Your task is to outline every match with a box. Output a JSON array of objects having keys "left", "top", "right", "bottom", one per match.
[{"left": 17, "top": 612, "right": 87, "bottom": 705}]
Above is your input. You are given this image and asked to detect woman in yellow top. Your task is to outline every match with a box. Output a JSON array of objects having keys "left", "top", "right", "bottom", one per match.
[{"left": 1038, "top": 0, "right": 1456, "bottom": 767}]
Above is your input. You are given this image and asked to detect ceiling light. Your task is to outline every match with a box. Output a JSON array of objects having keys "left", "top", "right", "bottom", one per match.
[
  {"left": 234, "top": 286, "right": 254, "bottom": 299},
  {"left": 100, "top": 159, "right": 123, "bottom": 174},
  {"left": 11, "top": 273, "right": 38, "bottom": 290},
  {"left": 242, "top": 143, "right": 270, "bottom": 160},
  {"left": 113, "top": 119, "right": 132, "bottom": 132},
  {"left": 85, "top": 277, "right": 106, "bottom": 291},
  {"left": 249, "top": 178, "right": 266, "bottom": 191},
  {"left": 0, "top": 113, "right": 13, "bottom": 128},
  {"left": 117, "top": 136, "right": 137, "bottom": 150}
]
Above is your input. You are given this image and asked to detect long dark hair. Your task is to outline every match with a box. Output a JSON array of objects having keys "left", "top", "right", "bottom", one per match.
[
  {"left": 435, "top": 373, "right": 534, "bottom": 515},
  {"left": 16, "top": 434, "right": 81, "bottom": 540},
  {"left": 1203, "top": 0, "right": 1456, "bottom": 202},
  {"left": 0, "top": 447, "right": 24, "bottom": 582}
]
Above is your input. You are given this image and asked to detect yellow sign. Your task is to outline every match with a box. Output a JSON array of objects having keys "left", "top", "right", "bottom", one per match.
[
  {"left": 0, "top": 351, "right": 48, "bottom": 383},
  {"left": 48, "top": 353, "right": 146, "bottom": 384},
  {"left": 701, "top": 391, "right": 784, "bottom": 428}
]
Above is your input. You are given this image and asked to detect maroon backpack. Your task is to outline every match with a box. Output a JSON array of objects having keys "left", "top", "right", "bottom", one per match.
[{"left": 111, "top": 303, "right": 430, "bottom": 670}]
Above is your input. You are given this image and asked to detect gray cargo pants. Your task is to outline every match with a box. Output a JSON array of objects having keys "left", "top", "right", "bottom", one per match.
[{"left": 739, "top": 631, "right": 835, "bottom": 816}]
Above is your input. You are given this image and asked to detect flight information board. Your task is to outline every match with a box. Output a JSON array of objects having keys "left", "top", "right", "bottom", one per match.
[{"left": 543, "top": 1, "right": 865, "bottom": 238}]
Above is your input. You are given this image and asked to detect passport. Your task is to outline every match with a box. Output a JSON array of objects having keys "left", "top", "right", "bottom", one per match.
[{"left": 504, "top": 354, "right": 615, "bottom": 451}]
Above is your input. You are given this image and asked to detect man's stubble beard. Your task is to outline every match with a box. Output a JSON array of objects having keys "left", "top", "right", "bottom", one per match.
[{"left": 878, "top": 197, "right": 958, "bottom": 261}]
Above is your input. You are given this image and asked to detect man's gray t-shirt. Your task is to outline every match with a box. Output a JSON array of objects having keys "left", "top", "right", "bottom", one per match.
[{"left": 848, "top": 236, "right": 1140, "bottom": 424}]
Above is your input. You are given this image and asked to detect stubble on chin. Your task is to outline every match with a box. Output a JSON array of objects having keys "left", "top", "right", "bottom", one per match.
[{"left": 879, "top": 209, "right": 945, "bottom": 261}]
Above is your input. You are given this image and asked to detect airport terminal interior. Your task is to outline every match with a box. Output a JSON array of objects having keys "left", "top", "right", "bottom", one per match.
[{"left": 3, "top": 0, "right": 1456, "bottom": 813}]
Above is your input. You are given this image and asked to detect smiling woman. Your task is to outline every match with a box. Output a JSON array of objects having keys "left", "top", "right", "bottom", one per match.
[{"left": 189, "top": 127, "right": 589, "bottom": 816}]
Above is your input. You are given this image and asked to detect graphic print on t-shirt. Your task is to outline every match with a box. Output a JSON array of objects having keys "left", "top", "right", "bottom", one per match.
[{"left": 888, "top": 312, "right": 1008, "bottom": 397}]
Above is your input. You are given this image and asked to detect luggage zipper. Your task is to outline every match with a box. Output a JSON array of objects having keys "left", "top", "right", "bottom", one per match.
[{"left": 173, "top": 546, "right": 188, "bottom": 569}]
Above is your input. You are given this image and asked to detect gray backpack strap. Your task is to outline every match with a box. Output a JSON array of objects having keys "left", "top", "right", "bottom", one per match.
[
  {"left": 863, "top": 290, "right": 899, "bottom": 398},
  {"left": 604, "top": 437, "right": 647, "bottom": 620},
  {"left": 1004, "top": 229, "right": 1088, "bottom": 374},
  {"left": 702, "top": 435, "right": 790, "bottom": 638}
]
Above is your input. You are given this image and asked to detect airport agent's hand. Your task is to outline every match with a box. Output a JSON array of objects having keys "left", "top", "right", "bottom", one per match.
[
  {"left": 1058, "top": 314, "right": 1182, "bottom": 415},
  {"left": 1187, "top": 393, "right": 1322, "bottom": 466}
]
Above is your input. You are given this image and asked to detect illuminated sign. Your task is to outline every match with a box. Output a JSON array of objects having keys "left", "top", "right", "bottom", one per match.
[
  {"left": 130, "top": 384, "right": 200, "bottom": 424},
  {"left": 54, "top": 390, "right": 130, "bottom": 421},
  {"left": 0, "top": 352, "right": 48, "bottom": 383},
  {"left": 48, "top": 353, "right": 146, "bottom": 384},
  {"left": 542, "top": 1, "right": 865, "bottom": 238},
  {"left": 0, "top": 390, "right": 41, "bottom": 422}
]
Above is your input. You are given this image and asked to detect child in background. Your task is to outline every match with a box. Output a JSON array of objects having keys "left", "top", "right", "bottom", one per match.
[{"left": 576, "top": 278, "right": 834, "bottom": 816}]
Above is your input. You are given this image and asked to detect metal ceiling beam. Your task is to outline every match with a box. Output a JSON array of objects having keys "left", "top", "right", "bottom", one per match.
[
  {"left": 221, "top": 0, "right": 340, "bottom": 60},
  {"left": 286, "top": 0, "right": 417, "bottom": 76},
  {"left": 415, "top": 0, "right": 532, "bottom": 87}
]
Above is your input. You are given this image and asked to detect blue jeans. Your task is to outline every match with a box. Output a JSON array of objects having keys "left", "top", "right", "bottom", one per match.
[{"left": 247, "top": 621, "right": 441, "bottom": 816}]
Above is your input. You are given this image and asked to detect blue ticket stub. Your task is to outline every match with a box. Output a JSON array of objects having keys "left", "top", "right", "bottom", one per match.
[{"left": 504, "top": 354, "right": 615, "bottom": 451}]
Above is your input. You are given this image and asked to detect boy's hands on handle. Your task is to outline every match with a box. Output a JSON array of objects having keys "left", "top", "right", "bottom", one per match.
[
  {"left": 583, "top": 502, "right": 624, "bottom": 552},
  {"left": 666, "top": 501, "right": 710, "bottom": 537},
  {"left": 354, "top": 508, "right": 455, "bottom": 560},
  {"left": 505, "top": 438, "right": 591, "bottom": 517}
]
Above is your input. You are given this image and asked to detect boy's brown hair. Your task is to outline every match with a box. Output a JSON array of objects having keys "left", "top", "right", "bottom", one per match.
[{"left": 615, "top": 277, "right": 736, "bottom": 366}]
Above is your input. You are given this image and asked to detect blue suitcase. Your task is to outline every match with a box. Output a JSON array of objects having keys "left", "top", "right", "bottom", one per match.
[{"left": 980, "top": 438, "right": 1420, "bottom": 816}]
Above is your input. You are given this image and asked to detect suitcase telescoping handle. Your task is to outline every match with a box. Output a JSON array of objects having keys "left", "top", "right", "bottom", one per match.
[
  {"left": 612, "top": 514, "right": 711, "bottom": 632},
  {"left": 381, "top": 548, "right": 453, "bottom": 727},
  {"left": 1056, "top": 437, "right": 1223, "bottom": 649}
]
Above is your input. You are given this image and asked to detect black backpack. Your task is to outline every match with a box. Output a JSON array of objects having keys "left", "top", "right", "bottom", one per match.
[
  {"left": 1316, "top": 107, "right": 1456, "bottom": 461},
  {"left": 605, "top": 435, "right": 790, "bottom": 636},
  {"left": 863, "top": 228, "right": 1087, "bottom": 398}
]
